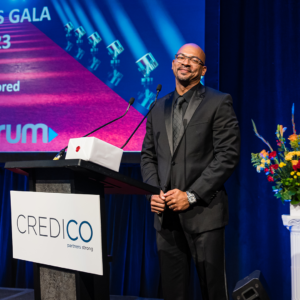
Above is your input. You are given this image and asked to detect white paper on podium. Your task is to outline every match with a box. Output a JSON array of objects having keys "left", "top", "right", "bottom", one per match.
[
  {"left": 11, "top": 191, "right": 103, "bottom": 275},
  {"left": 65, "top": 137, "right": 123, "bottom": 172}
]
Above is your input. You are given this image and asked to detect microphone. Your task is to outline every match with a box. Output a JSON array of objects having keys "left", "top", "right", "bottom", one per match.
[
  {"left": 53, "top": 97, "right": 135, "bottom": 160},
  {"left": 121, "top": 84, "right": 162, "bottom": 149}
]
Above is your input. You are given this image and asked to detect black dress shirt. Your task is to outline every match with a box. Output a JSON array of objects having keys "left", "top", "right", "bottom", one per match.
[
  {"left": 173, "top": 83, "right": 200, "bottom": 118},
  {"left": 173, "top": 83, "right": 201, "bottom": 202}
]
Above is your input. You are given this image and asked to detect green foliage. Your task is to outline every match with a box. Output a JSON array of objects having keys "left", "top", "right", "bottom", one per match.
[
  {"left": 251, "top": 153, "right": 262, "bottom": 167},
  {"left": 291, "top": 190, "right": 300, "bottom": 204},
  {"left": 252, "top": 108, "right": 300, "bottom": 205},
  {"left": 290, "top": 136, "right": 300, "bottom": 151},
  {"left": 272, "top": 175, "right": 300, "bottom": 204},
  {"left": 275, "top": 124, "right": 287, "bottom": 152},
  {"left": 281, "top": 190, "right": 293, "bottom": 200},
  {"left": 277, "top": 138, "right": 286, "bottom": 152}
]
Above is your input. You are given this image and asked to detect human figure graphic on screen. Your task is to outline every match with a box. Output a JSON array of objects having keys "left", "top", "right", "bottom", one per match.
[{"left": 141, "top": 43, "right": 240, "bottom": 300}]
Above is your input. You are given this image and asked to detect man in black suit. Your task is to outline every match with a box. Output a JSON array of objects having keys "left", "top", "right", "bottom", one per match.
[{"left": 141, "top": 43, "right": 240, "bottom": 300}]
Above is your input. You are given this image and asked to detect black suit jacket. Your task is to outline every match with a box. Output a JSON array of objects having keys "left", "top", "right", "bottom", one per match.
[{"left": 141, "top": 84, "right": 240, "bottom": 234}]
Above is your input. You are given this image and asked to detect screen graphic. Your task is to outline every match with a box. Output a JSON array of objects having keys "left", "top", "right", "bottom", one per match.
[{"left": 0, "top": 0, "right": 205, "bottom": 152}]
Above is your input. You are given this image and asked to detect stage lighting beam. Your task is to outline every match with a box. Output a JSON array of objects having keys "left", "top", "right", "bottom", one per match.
[
  {"left": 105, "top": 0, "right": 147, "bottom": 60},
  {"left": 71, "top": 0, "right": 95, "bottom": 36},
  {"left": 142, "top": 0, "right": 186, "bottom": 59},
  {"left": 86, "top": 0, "right": 116, "bottom": 46},
  {"left": 51, "top": 0, "right": 68, "bottom": 25},
  {"left": 59, "top": 0, "right": 80, "bottom": 29}
]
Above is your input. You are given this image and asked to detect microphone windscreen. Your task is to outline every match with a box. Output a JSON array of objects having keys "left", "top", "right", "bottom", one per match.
[
  {"left": 156, "top": 84, "right": 162, "bottom": 92},
  {"left": 129, "top": 97, "right": 135, "bottom": 105}
]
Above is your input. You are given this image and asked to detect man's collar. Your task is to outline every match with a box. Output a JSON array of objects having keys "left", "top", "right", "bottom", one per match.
[{"left": 174, "top": 82, "right": 201, "bottom": 103}]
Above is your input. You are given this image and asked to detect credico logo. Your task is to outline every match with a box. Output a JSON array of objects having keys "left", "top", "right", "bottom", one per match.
[
  {"left": 17, "top": 215, "right": 93, "bottom": 243},
  {"left": 0, "top": 124, "right": 58, "bottom": 144},
  {"left": 67, "top": 220, "right": 93, "bottom": 243}
]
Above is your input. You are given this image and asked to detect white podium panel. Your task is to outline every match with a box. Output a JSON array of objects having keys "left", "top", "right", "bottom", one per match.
[
  {"left": 10, "top": 191, "right": 103, "bottom": 275},
  {"left": 282, "top": 203, "right": 300, "bottom": 300},
  {"left": 65, "top": 137, "right": 123, "bottom": 172}
]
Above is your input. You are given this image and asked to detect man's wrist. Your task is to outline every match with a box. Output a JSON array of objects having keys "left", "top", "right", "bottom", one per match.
[{"left": 186, "top": 191, "right": 197, "bottom": 205}]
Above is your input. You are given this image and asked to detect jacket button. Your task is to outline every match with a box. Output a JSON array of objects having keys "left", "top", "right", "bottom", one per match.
[{"left": 172, "top": 161, "right": 175, "bottom": 165}]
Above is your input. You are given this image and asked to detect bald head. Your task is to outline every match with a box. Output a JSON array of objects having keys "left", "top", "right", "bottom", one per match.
[
  {"left": 177, "top": 43, "right": 206, "bottom": 64},
  {"left": 172, "top": 43, "right": 207, "bottom": 90}
]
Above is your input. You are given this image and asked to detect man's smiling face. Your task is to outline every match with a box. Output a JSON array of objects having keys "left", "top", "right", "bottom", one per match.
[{"left": 172, "top": 44, "right": 207, "bottom": 85}]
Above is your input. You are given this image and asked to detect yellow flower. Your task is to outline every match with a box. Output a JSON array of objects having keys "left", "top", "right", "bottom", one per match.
[
  {"left": 256, "top": 165, "right": 265, "bottom": 173},
  {"left": 260, "top": 164, "right": 264, "bottom": 168},
  {"left": 286, "top": 153, "right": 293, "bottom": 160},
  {"left": 295, "top": 176, "right": 297, "bottom": 179},
  {"left": 266, "top": 159, "right": 270, "bottom": 165},
  {"left": 296, "top": 151, "right": 300, "bottom": 156},
  {"left": 291, "top": 172, "right": 295, "bottom": 175},
  {"left": 279, "top": 162, "right": 286, "bottom": 167},
  {"left": 297, "top": 172, "right": 300, "bottom": 176},
  {"left": 292, "top": 160, "right": 299, "bottom": 166},
  {"left": 261, "top": 159, "right": 266, "bottom": 163}
]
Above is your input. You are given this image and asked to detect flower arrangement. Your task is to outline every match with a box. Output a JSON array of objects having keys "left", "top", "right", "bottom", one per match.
[{"left": 251, "top": 104, "right": 300, "bottom": 204}]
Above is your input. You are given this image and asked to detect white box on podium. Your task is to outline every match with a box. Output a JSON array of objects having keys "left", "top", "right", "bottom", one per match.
[{"left": 65, "top": 137, "right": 123, "bottom": 172}]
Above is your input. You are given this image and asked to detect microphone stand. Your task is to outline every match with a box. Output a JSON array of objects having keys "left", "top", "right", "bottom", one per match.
[
  {"left": 121, "top": 86, "right": 162, "bottom": 149},
  {"left": 53, "top": 98, "right": 135, "bottom": 160}
]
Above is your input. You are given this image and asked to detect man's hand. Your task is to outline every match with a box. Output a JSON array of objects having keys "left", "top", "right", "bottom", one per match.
[
  {"left": 151, "top": 190, "right": 166, "bottom": 214},
  {"left": 165, "top": 189, "right": 190, "bottom": 211}
]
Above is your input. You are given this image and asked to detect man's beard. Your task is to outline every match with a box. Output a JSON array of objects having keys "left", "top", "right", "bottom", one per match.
[
  {"left": 176, "top": 72, "right": 193, "bottom": 85},
  {"left": 176, "top": 67, "right": 194, "bottom": 82}
]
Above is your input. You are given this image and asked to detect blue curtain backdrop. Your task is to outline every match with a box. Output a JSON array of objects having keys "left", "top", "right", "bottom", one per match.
[
  {"left": 219, "top": 0, "right": 300, "bottom": 299},
  {"left": 0, "top": 164, "right": 33, "bottom": 289},
  {"left": 1, "top": 0, "right": 300, "bottom": 299}
]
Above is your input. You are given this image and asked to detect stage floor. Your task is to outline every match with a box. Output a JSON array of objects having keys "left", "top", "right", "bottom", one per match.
[{"left": 0, "top": 288, "right": 162, "bottom": 300}]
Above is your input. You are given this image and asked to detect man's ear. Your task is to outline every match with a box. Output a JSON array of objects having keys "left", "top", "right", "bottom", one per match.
[{"left": 201, "top": 66, "right": 207, "bottom": 76}]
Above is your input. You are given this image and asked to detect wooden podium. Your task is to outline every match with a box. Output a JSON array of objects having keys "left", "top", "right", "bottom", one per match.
[{"left": 5, "top": 160, "right": 159, "bottom": 300}]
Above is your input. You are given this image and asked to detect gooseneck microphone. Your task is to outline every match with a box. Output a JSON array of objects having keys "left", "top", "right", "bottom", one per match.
[
  {"left": 121, "top": 84, "right": 162, "bottom": 149},
  {"left": 53, "top": 97, "right": 135, "bottom": 160},
  {"left": 83, "top": 97, "right": 135, "bottom": 138}
]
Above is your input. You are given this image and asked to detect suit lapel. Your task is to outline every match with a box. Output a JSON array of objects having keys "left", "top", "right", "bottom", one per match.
[
  {"left": 183, "top": 84, "right": 206, "bottom": 128},
  {"left": 172, "top": 84, "right": 206, "bottom": 154},
  {"left": 164, "top": 85, "right": 206, "bottom": 157},
  {"left": 164, "top": 92, "right": 174, "bottom": 156}
]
